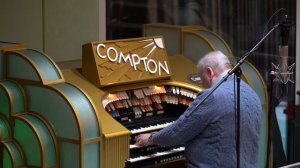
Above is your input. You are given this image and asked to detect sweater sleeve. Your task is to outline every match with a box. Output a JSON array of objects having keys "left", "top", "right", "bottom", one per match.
[{"left": 151, "top": 90, "right": 220, "bottom": 146}]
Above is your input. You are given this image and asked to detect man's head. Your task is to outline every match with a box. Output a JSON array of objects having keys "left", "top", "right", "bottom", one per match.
[{"left": 197, "top": 51, "right": 231, "bottom": 89}]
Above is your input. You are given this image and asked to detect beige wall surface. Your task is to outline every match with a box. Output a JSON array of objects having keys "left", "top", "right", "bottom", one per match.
[
  {"left": 0, "top": 0, "right": 106, "bottom": 62},
  {"left": 44, "top": 0, "right": 100, "bottom": 61},
  {"left": 99, "top": 0, "right": 106, "bottom": 43},
  {"left": 0, "top": 0, "right": 43, "bottom": 51}
]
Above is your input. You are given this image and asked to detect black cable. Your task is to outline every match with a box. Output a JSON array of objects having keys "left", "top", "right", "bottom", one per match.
[
  {"left": 252, "top": 8, "right": 287, "bottom": 52},
  {"left": 262, "top": 8, "right": 287, "bottom": 38}
]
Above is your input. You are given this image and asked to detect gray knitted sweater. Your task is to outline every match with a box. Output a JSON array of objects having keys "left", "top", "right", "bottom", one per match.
[{"left": 152, "top": 73, "right": 262, "bottom": 168}]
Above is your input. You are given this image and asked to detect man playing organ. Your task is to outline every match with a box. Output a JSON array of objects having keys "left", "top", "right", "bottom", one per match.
[{"left": 135, "top": 51, "right": 262, "bottom": 168}]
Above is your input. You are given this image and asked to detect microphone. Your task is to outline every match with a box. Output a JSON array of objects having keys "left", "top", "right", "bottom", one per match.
[{"left": 274, "top": 13, "right": 294, "bottom": 84}]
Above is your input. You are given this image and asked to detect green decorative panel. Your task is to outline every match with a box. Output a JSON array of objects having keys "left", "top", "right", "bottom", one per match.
[
  {"left": 193, "top": 30, "right": 231, "bottom": 56},
  {"left": 183, "top": 33, "right": 212, "bottom": 63},
  {"left": 84, "top": 142, "right": 100, "bottom": 168},
  {"left": 25, "top": 85, "right": 79, "bottom": 139},
  {"left": 17, "top": 49, "right": 62, "bottom": 80},
  {"left": 60, "top": 142, "right": 79, "bottom": 168},
  {"left": 239, "top": 62, "right": 267, "bottom": 104},
  {"left": 0, "top": 86, "right": 10, "bottom": 119},
  {"left": 5, "top": 141, "right": 24, "bottom": 166},
  {"left": 22, "top": 115, "right": 57, "bottom": 167},
  {"left": 13, "top": 118, "right": 41, "bottom": 167},
  {"left": 2, "top": 147, "right": 12, "bottom": 168},
  {"left": 258, "top": 108, "right": 267, "bottom": 168},
  {"left": 240, "top": 62, "right": 267, "bottom": 168},
  {"left": 53, "top": 83, "right": 100, "bottom": 139},
  {"left": 0, "top": 117, "right": 9, "bottom": 139},
  {"left": 7, "top": 53, "right": 40, "bottom": 81},
  {"left": 1, "top": 80, "right": 25, "bottom": 114}
]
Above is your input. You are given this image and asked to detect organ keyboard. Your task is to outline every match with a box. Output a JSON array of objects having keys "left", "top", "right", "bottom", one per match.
[
  {"left": 130, "top": 121, "right": 174, "bottom": 134},
  {"left": 126, "top": 147, "right": 185, "bottom": 168}
]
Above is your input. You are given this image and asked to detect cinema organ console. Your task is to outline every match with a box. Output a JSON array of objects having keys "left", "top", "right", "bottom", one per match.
[
  {"left": 0, "top": 25, "right": 268, "bottom": 168},
  {"left": 79, "top": 37, "right": 202, "bottom": 168}
]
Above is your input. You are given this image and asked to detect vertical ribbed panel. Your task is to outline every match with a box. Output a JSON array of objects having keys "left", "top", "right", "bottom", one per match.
[{"left": 103, "top": 135, "right": 129, "bottom": 168}]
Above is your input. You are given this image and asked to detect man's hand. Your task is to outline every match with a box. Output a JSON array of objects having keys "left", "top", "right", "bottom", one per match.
[{"left": 135, "top": 133, "right": 153, "bottom": 146}]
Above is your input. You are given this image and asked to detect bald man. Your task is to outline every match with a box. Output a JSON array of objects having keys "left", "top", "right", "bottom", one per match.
[{"left": 135, "top": 51, "right": 262, "bottom": 168}]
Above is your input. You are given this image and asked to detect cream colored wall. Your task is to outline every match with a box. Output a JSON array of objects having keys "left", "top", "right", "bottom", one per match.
[
  {"left": 0, "top": 0, "right": 43, "bottom": 51},
  {"left": 296, "top": 1, "right": 300, "bottom": 105},
  {"left": 0, "top": 0, "right": 106, "bottom": 62},
  {"left": 44, "top": 0, "right": 100, "bottom": 61},
  {"left": 99, "top": 0, "right": 106, "bottom": 43}
]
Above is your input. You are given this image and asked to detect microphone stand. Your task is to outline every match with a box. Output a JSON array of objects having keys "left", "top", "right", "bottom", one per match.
[{"left": 185, "top": 22, "right": 280, "bottom": 168}]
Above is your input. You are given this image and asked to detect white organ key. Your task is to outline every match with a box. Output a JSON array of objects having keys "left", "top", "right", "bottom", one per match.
[
  {"left": 185, "top": 89, "right": 189, "bottom": 97},
  {"left": 189, "top": 91, "right": 192, "bottom": 98},
  {"left": 186, "top": 90, "right": 191, "bottom": 98},
  {"left": 193, "top": 93, "right": 197, "bottom": 99},
  {"left": 176, "top": 87, "right": 180, "bottom": 94},
  {"left": 172, "top": 87, "right": 176, "bottom": 94},
  {"left": 183, "top": 88, "right": 187, "bottom": 97}
]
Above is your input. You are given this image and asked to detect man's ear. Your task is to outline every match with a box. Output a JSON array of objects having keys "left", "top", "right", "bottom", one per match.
[{"left": 207, "top": 67, "right": 214, "bottom": 77}]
